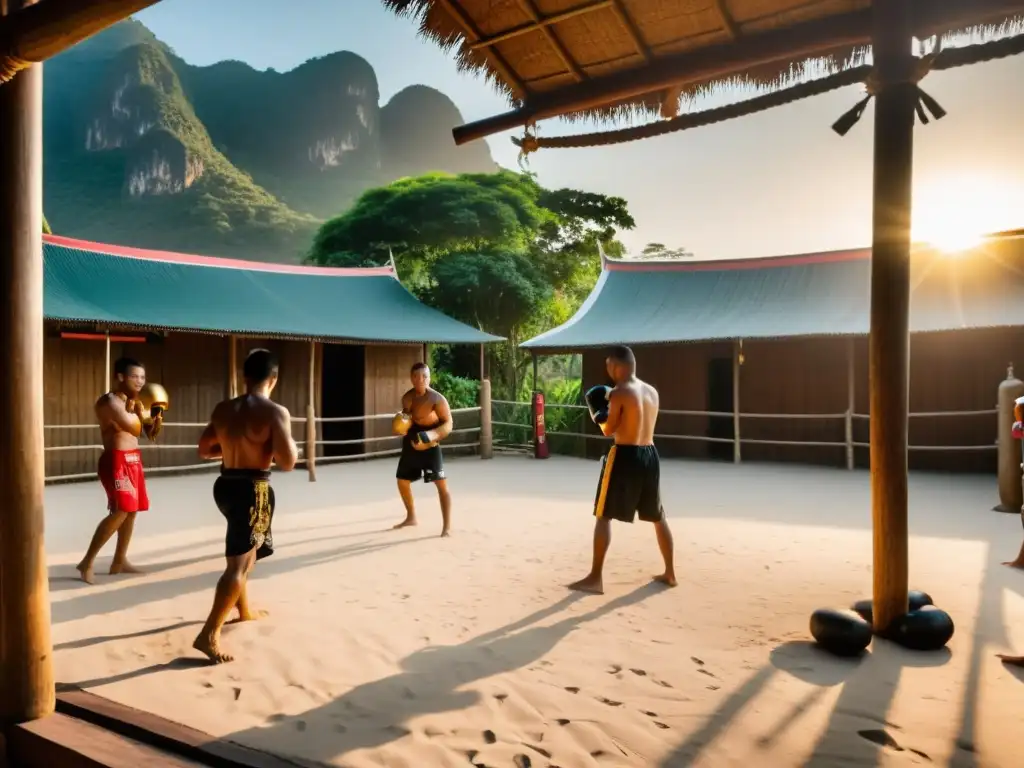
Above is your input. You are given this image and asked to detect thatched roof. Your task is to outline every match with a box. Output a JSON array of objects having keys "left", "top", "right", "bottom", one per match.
[{"left": 384, "top": 0, "right": 1024, "bottom": 143}]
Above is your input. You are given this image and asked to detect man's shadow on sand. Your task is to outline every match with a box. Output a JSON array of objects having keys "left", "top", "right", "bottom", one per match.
[{"left": 216, "top": 583, "right": 664, "bottom": 764}]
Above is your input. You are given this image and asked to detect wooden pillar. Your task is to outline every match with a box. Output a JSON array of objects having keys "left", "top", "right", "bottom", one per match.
[
  {"left": 228, "top": 334, "right": 238, "bottom": 398},
  {"left": 532, "top": 352, "right": 539, "bottom": 392},
  {"left": 845, "top": 338, "right": 855, "bottom": 471},
  {"left": 422, "top": 343, "right": 429, "bottom": 366},
  {"left": 306, "top": 340, "right": 317, "bottom": 482},
  {"left": 104, "top": 330, "right": 111, "bottom": 394},
  {"left": 479, "top": 343, "right": 485, "bottom": 381},
  {"left": 732, "top": 339, "right": 741, "bottom": 464},
  {"left": 0, "top": 18, "right": 56, "bottom": 724},
  {"left": 869, "top": 0, "right": 915, "bottom": 633},
  {"left": 479, "top": 379, "right": 493, "bottom": 460}
]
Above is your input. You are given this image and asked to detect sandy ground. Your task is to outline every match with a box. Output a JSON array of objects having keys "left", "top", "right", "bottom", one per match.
[{"left": 46, "top": 455, "right": 1024, "bottom": 768}]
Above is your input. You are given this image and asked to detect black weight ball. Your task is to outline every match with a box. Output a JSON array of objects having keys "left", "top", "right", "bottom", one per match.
[
  {"left": 888, "top": 606, "right": 954, "bottom": 652},
  {"left": 810, "top": 608, "right": 873, "bottom": 657},
  {"left": 850, "top": 590, "right": 934, "bottom": 624}
]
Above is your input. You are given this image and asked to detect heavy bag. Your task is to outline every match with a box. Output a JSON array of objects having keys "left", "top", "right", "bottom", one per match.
[
  {"left": 887, "top": 606, "right": 955, "bottom": 651},
  {"left": 851, "top": 589, "right": 933, "bottom": 624},
  {"left": 809, "top": 608, "right": 872, "bottom": 657}
]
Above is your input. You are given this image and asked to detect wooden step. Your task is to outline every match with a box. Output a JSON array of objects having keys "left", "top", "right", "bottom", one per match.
[{"left": 6, "top": 713, "right": 206, "bottom": 768}]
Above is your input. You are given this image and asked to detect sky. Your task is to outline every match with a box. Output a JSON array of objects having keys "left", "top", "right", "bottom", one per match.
[{"left": 137, "top": 0, "right": 1024, "bottom": 260}]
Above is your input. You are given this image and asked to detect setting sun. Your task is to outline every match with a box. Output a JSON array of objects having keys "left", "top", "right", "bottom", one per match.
[{"left": 912, "top": 174, "right": 1020, "bottom": 253}]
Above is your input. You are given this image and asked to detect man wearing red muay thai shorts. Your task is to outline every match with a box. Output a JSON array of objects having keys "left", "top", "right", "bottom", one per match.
[{"left": 76, "top": 357, "right": 163, "bottom": 584}]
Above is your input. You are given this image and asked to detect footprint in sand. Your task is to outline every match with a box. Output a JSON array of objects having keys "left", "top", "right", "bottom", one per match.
[
  {"left": 654, "top": 722, "right": 670, "bottom": 730},
  {"left": 525, "top": 744, "right": 551, "bottom": 758},
  {"left": 608, "top": 664, "right": 623, "bottom": 675},
  {"left": 691, "top": 657, "right": 705, "bottom": 666},
  {"left": 630, "top": 668, "right": 647, "bottom": 677},
  {"left": 494, "top": 693, "right": 508, "bottom": 703},
  {"left": 697, "top": 668, "right": 717, "bottom": 679},
  {"left": 565, "top": 686, "right": 580, "bottom": 694},
  {"left": 597, "top": 697, "right": 623, "bottom": 707},
  {"left": 857, "top": 730, "right": 931, "bottom": 760},
  {"left": 641, "top": 710, "right": 658, "bottom": 718},
  {"left": 513, "top": 755, "right": 533, "bottom": 768},
  {"left": 555, "top": 718, "right": 570, "bottom": 726},
  {"left": 483, "top": 729, "right": 497, "bottom": 744},
  {"left": 653, "top": 679, "right": 673, "bottom": 689}
]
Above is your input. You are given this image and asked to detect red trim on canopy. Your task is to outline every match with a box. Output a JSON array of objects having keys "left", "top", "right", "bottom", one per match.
[{"left": 42, "top": 234, "right": 395, "bottom": 277}]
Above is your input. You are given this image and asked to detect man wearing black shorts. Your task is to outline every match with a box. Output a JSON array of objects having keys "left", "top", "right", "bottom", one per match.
[
  {"left": 568, "top": 346, "right": 677, "bottom": 595},
  {"left": 392, "top": 362, "right": 454, "bottom": 537}
]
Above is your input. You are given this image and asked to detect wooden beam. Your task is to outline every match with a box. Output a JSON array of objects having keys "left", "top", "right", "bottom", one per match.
[
  {"left": 0, "top": 0, "right": 163, "bottom": 81},
  {"left": 434, "top": 0, "right": 529, "bottom": 99},
  {"left": 733, "top": 340, "right": 741, "bottom": 464},
  {"left": 0, "top": 0, "right": 54, "bottom": 726},
  {"left": 514, "top": 0, "right": 584, "bottom": 81},
  {"left": 468, "top": 0, "right": 613, "bottom": 51},
  {"left": 451, "top": 0, "right": 1024, "bottom": 144},
  {"left": 306, "top": 340, "right": 317, "bottom": 483},
  {"left": 845, "top": 337, "right": 855, "bottom": 471},
  {"left": 869, "top": 0, "right": 915, "bottom": 634},
  {"left": 228, "top": 335, "right": 238, "bottom": 399},
  {"left": 713, "top": 0, "right": 739, "bottom": 40}
]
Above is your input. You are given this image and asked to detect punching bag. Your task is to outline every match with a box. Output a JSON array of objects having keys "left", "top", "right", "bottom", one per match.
[{"left": 996, "top": 365, "right": 1024, "bottom": 513}]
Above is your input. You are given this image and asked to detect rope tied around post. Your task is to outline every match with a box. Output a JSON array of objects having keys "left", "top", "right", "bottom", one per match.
[
  {"left": 0, "top": 51, "right": 32, "bottom": 84},
  {"left": 831, "top": 52, "right": 945, "bottom": 137},
  {"left": 515, "top": 123, "right": 540, "bottom": 169}
]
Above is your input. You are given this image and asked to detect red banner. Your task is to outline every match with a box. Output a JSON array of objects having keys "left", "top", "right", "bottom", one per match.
[{"left": 533, "top": 391, "right": 549, "bottom": 459}]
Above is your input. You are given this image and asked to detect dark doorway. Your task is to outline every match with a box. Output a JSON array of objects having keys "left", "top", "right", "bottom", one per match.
[
  {"left": 321, "top": 344, "right": 365, "bottom": 457},
  {"left": 706, "top": 357, "right": 734, "bottom": 461}
]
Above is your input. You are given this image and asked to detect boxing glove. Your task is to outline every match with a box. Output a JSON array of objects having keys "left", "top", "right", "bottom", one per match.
[
  {"left": 412, "top": 430, "right": 437, "bottom": 447},
  {"left": 1014, "top": 420, "right": 1024, "bottom": 440},
  {"left": 585, "top": 385, "right": 611, "bottom": 431}
]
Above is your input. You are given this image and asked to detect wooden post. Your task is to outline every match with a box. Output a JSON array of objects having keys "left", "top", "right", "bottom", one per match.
[
  {"left": 532, "top": 352, "right": 539, "bottom": 392},
  {"left": 104, "top": 329, "right": 111, "bottom": 394},
  {"left": 846, "top": 337, "right": 855, "bottom": 471},
  {"left": 869, "top": 0, "right": 915, "bottom": 633},
  {"left": 732, "top": 339, "right": 741, "bottom": 464},
  {"left": 0, "top": 15, "right": 56, "bottom": 723},
  {"left": 423, "top": 343, "right": 429, "bottom": 366},
  {"left": 228, "top": 334, "right": 238, "bottom": 398},
  {"left": 479, "top": 378, "right": 493, "bottom": 459},
  {"left": 479, "top": 343, "right": 485, "bottom": 380},
  {"left": 306, "top": 340, "right": 317, "bottom": 482}
]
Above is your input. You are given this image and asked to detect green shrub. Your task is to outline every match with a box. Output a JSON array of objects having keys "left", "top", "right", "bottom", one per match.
[{"left": 431, "top": 370, "right": 480, "bottom": 410}]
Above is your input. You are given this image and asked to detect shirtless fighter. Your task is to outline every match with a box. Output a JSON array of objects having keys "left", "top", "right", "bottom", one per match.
[
  {"left": 568, "top": 346, "right": 677, "bottom": 595},
  {"left": 194, "top": 349, "right": 298, "bottom": 663},
  {"left": 77, "top": 357, "right": 163, "bottom": 584},
  {"left": 391, "top": 362, "right": 454, "bottom": 537}
]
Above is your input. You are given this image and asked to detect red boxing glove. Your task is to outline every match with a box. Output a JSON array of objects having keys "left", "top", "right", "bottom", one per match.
[{"left": 1013, "top": 421, "right": 1024, "bottom": 439}]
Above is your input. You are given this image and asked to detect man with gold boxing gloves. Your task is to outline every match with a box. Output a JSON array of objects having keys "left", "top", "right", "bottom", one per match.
[
  {"left": 568, "top": 345, "right": 677, "bottom": 595},
  {"left": 77, "top": 357, "right": 165, "bottom": 584},
  {"left": 391, "top": 362, "right": 454, "bottom": 537}
]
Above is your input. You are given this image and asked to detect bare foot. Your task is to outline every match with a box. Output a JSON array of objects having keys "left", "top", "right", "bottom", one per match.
[
  {"left": 441, "top": 528, "right": 451, "bottom": 538},
  {"left": 229, "top": 609, "right": 269, "bottom": 624},
  {"left": 1002, "top": 560, "right": 1024, "bottom": 570},
  {"left": 192, "top": 632, "right": 234, "bottom": 664},
  {"left": 568, "top": 576, "right": 604, "bottom": 595},
  {"left": 653, "top": 573, "right": 678, "bottom": 588},
  {"left": 109, "top": 560, "right": 144, "bottom": 575},
  {"left": 76, "top": 562, "right": 95, "bottom": 585},
  {"left": 392, "top": 518, "right": 418, "bottom": 530}
]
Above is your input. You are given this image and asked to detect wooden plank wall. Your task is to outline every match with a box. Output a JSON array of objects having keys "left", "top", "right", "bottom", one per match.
[
  {"left": 44, "top": 330, "right": 318, "bottom": 479},
  {"left": 579, "top": 327, "right": 1023, "bottom": 473},
  {"left": 364, "top": 345, "right": 421, "bottom": 446}
]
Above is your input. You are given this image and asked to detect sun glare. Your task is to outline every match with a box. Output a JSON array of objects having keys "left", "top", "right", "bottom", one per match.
[{"left": 912, "top": 175, "right": 1019, "bottom": 254}]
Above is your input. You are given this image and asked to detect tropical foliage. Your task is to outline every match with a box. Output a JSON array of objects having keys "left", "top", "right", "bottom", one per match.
[{"left": 308, "top": 170, "right": 633, "bottom": 398}]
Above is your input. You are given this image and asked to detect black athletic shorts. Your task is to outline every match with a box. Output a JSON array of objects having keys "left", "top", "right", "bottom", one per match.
[
  {"left": 396, "top": 430, "right": 445, "bottom": 483},
  {"left": 213, "top": 468, "right": 275, "bottom": 560},
  {"left": 593, "top": 444, "right": 663, "bottom": 524}
]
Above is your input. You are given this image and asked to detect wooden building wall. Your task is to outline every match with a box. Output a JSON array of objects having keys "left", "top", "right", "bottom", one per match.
[
  {"left": 580, "top": 326, "right": 1024, "bottom": 473},
  {"left": 364, "top": 344, "right": 422, "bottom": 445},
  {"left": 44, "top": 328, "right": 321, "bottom": 480}
]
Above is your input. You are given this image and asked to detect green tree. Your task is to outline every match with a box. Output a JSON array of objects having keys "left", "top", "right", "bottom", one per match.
[
  {"left": 308, "top": 170, "right": 635, "bottom": 396},
  {"left": 639, "top": 242, "right": 694, "bottom": 259}
]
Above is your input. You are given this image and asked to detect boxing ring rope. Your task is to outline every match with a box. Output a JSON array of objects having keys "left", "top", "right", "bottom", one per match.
[
  {"left": 43, "top": 408, "right": 484, "bottom": 483},
  {"left": 491, "top": 399, "right": 1000, "bottom": 460}
]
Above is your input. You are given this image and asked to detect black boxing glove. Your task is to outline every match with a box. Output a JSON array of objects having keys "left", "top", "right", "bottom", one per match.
[{"left": 585, "top": 385, "right": 612, "bottom": 434}]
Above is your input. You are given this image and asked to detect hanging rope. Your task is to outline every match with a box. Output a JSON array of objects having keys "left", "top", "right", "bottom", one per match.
[{"left": 509, "top": 31, "right": 1024, "bottom": 152}]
